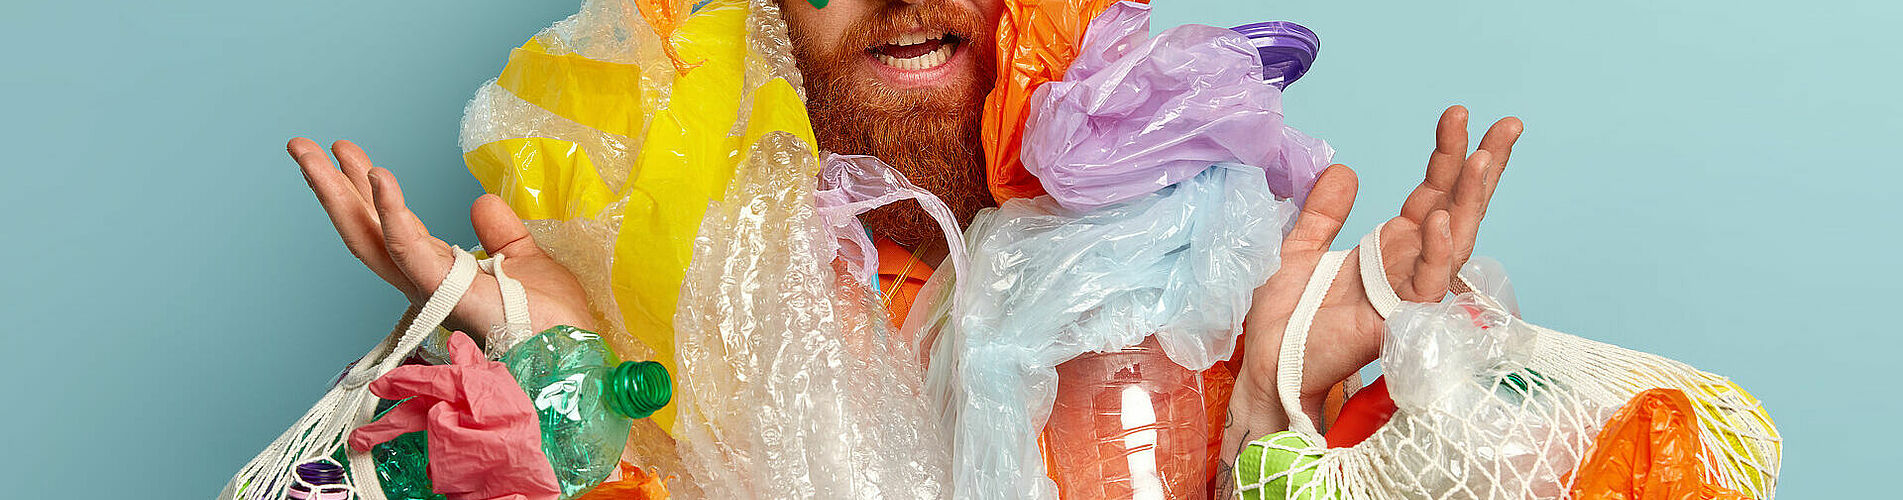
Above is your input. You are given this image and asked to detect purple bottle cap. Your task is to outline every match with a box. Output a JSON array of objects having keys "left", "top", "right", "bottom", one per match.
[
  {"left": 295, "top": 461, "right": 347, "bottom": 485},
  {"left": 1230, "top": 21, "right": 1321, "bottom": 89}
]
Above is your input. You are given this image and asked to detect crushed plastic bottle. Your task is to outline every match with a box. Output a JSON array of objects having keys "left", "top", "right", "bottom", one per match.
[
  {"left": 345, "top": 326, "right": 672, "bottom": 499},
  {"left": 331, "top": 402, "right": 441, "bottom": 500},
  {"left": 503, "top": 325, "right": 674, "bottom": 498},
  {"left": 1042, "top": 336, "right": 1214, "bottom": 500}
]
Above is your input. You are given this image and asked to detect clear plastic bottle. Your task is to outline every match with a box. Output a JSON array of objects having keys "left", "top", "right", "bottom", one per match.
[
  {"left": 1042, "top": 336, "right": 1213, "bottom": 500},
  {"left": 502, "top": 325, "right": 674, "bottom": 498}
]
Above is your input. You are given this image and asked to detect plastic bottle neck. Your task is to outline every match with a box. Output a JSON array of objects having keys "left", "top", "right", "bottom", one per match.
[{"left": 604, "top": 360, "right": 672, "bottom": 420}]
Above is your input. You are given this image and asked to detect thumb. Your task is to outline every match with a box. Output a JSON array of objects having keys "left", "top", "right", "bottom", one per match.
[{"left": 471, "top": 194, "right": 547, "bottom": 260}]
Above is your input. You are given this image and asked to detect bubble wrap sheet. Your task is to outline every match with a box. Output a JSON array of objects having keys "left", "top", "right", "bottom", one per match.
[{"left": 670, "top": 133, "right": 951, "bottom": 498}]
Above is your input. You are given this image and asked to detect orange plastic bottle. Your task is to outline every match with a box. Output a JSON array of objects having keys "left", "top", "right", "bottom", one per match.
[{"left": 1042, "top": 336, "right": 1213, "bottom": 499}]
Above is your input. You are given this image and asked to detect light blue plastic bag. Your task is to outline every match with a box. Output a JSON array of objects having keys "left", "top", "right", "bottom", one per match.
[{"left": 929, "top": 163, "right": 1296, "bottom": 499}]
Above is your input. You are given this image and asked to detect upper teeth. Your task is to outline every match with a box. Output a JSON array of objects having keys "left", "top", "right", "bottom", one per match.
[
  {"left": 875, "top": 43, "right": 954, "bottom": 70},
  {"left": 890, "top": 33, "right": 933, "bottom": 46}
]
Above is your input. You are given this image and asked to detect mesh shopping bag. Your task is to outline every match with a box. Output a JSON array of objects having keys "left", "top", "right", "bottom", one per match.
[
  {"left": 1234, "top": 226, "right": 1781, "bottom": 499},
  {"left": 219, "top": 249, "right": 537, "bottom": 500}
]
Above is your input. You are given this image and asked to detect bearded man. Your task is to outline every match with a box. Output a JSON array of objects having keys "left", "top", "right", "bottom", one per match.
[{"left": 285, "top": 0, "right": 1524, "bottom": 493}]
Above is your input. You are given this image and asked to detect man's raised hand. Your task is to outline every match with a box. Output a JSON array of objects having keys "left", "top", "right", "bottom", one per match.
[
  {"left": 289, "top": 138, "right": 597, "bottom": 341},
  {"left": 1219, "top": 106, "right": 1521, "bottom": 465}
]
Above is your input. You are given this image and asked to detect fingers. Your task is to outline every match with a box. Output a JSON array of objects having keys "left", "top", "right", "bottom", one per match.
[
  {"left": 1410, "top": 210, "right": 1456, "bottom": 300},
  {"left": 1400, "top": 105, "right": 1470, "bottom": 222},
  {"left": 368, "top": 167, "right": 455, "bottom": 297},
  {"left": 290, "top": 138, "right": 415, "bottom": 295},
  {"left": 368, "top": 364, "right": 465, "bottom": 403},
  {"left": 471, "top": 194, "right": 547, "bottom": 260},
  {"left": 1446, "top": 150, "right": 1497, "bottom": 264},
  {"left": 348, "top": 400, "right": 432, "bottom": 451},
  {"left": 331, "top": 140, "right": 379, "bottom": 210},
  {"left": 1474, "top": 117, "right": 1525, "bottom": 178},
  {"left": 1283, "top": 165, "right": 1358, "bottom": 255}
]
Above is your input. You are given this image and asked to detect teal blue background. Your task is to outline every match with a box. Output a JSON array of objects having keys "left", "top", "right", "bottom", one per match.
[{"left": 0, "top": 0, "right": 1891, "bottom": 497}]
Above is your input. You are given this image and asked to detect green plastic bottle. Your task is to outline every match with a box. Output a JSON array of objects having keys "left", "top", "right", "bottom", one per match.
[
  {"left": 503, "top": 325, "right": 673, "bottom": 498},
  {"left": 342, "top": 326, "right": 672, "bottom": 500},
  {"left": 332, "top": 401, "right": 441, "bottom": 500}
]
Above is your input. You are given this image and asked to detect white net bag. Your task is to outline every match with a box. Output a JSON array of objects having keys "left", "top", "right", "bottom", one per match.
[{"left": 1235, "top": 227, "right": 1781, "bottom": 500}]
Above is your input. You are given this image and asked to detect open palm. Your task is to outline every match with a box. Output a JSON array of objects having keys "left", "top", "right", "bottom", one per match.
[
  {"left": 289, "top": 138, "right": 595, "bottom": 344},
  {"left": 1221, "top": 106, "right": 1522, "bottom": 461}
]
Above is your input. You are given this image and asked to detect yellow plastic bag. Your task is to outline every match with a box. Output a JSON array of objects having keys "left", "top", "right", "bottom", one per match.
[{"left": 459, "top": 0, "right": 816, "bottom": 434}]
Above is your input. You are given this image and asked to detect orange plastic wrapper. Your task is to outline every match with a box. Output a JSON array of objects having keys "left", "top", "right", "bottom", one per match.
[
  {"left": 981, "top": 0, "right": 1150, "bottom": 204},
  {"left": 574, "top": 462, "right": 670, "bottom": 500},
  {"left": 1570, "top": 389, "right": 1750, "bottom": 500}
]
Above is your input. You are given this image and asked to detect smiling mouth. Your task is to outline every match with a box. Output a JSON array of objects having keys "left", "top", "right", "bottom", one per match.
[{"left": 869, "top": 32, "right": 962, "bottom": 71}]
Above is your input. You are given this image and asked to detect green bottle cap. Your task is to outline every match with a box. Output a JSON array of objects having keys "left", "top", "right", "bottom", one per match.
[{"left": 605, "top": 360, "right": 673, "bottom": 420}]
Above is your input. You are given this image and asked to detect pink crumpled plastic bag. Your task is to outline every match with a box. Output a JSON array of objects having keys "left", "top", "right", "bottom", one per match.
[
  {"left": 1021, "top": 1, "right": 1330, "bottom": 211},
  {"left": 350, "top": 332, "right": 562, "bottom": 500}
]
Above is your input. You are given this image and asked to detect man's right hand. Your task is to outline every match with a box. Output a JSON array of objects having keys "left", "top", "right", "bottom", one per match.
[{"left": 289, "top": 138, "right": 597, "bottom": 341}]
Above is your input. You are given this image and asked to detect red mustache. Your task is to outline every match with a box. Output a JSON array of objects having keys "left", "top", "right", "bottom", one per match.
[{"left": 832, "top": 0, "right": 994, "bottom": 63}]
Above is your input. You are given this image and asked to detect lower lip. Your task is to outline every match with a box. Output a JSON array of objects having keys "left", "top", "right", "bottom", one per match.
[{"left": 865, "top": 43, "right": 972, "bottom": 88}]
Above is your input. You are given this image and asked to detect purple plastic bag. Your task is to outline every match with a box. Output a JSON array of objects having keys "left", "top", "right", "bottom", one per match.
[
  {"left": 1021, "top": 1, "right": 1331, "bottom": 211},
  {"left": 814, "top": 153, "right": 970, "bottom": 287}
]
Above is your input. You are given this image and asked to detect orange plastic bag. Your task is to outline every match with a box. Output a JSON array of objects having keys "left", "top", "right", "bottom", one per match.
[
  {"left": 980, "top": 0, "right": 1148, "bottom": 203},
  {"left": 574, "top": 462, "right": 670, "bottom": 500},
  {"left": 1570, "top": 389, "right": 1749, "bottom": 500}
]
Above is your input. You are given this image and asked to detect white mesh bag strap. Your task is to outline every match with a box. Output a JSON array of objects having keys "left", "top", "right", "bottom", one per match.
[
  {"left": 1360, "top": 225, "right": 1498, "bottom": 316},
  {"left": 222, "top": 247, "right": 482, "bottom": 500},
  {"left": 1356, "top": 226, "right": 1403, "bottom": 319},
  {"left": 476, "top": 252, "right": 535, "bottom": 355},
  {"left": 1276, "top": 248, "right": 1353, "bottom": 437}
]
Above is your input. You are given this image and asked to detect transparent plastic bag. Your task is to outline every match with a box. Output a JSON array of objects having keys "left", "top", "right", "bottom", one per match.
[
  {"left": 669, "top": 134, "right": 951, "bottom": 498},
  {"left": 814, "top": 154, "right": 969, "bottom": 290},
  {"left": 1373, "top": 295, "right": 1609, "bottom": 499},
  {"left": 933, "top": 163, "right": 1295, "bottom": 499},
  {"left": 1022, "top": 1, "right": 1326, "bottom": 211}
]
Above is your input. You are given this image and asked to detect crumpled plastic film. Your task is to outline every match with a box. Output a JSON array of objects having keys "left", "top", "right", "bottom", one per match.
[
  {"left": 1570, "top": 389, "right": 1750, "bottom": 500},
  {"left": 1370, "top": 295, "right": 1612, "bottom": 499},
  {"left": 981, "top": 0, "right": 1144, "bottom": 204},
  {"left": 815, "top": 154, "right": 970, "bottom": 288},
  {"left": 458, "top": 0, "right": 818, "bottom": 434},
  {"left": 671, "top": 132, "right": 951, "bottom": 498},
  {"left": 934, "top": 163, "right": 1293, "bottom": 499},
  {"left": 1022, "top": 2, "right": 1327, "bottom": 211}
]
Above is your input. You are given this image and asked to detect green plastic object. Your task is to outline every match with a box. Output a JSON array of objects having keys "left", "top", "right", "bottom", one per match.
[
  {"left": 1235, "top": 431, "right": 1327, "bottom": 500},
  {"left": 503, "top": 325, "right": 674, "bottom": 498},
  {"left": 333, "top": 402, "right": 443, "bottom": 500},
  {"left": 342, "top": 326, "right": 673, "bottom": 499},
  {"left": 808, "top": 0, "right": 828, "bottom": 8}
]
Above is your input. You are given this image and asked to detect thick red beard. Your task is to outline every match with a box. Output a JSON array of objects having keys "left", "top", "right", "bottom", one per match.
[{"left": 787, "top": 0, "right": 997, "bottom": 249}]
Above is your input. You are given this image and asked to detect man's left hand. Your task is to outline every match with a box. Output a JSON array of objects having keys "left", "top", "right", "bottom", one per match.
[{"left": 1218, "top": 106, "right": 1523, "bottom": 482}]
